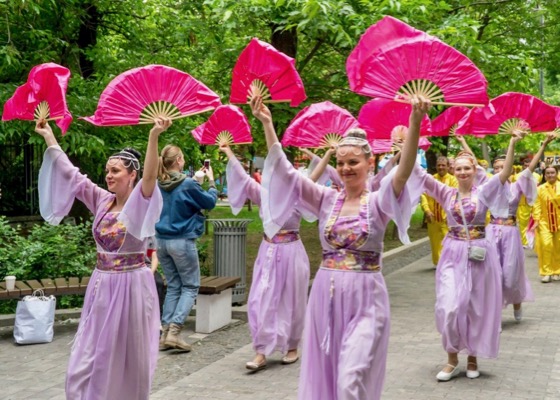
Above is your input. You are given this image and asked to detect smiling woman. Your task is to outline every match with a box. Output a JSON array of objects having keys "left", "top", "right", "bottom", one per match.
[
  {"left": 251, "top": 94, "right": 431, "bottom": 400},
  {"left": 35, "top": 117, "right": 171, "bottom": 399}
]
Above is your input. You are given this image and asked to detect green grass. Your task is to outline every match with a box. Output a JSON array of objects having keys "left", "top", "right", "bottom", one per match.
[{"left": 201, "top": 203, "right": 427, "bottom": 296}]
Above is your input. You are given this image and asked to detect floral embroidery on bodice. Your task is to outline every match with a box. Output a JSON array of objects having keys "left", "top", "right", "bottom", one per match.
[
  {"left": 94, "top": 212, "right": 126, "bottom": 252},
  {"left": 451, "top": 191, "right": 478, "bottom": 226},
  {"left": 324, "top": 190, "right": 369, "bottom": 250}
]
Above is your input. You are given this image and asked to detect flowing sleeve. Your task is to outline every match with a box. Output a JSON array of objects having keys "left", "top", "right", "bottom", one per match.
[
  {"left": 262, "top": 143, "right": 327, "bottom": 238},
  {"left": 368, "top": 158, "right": 395, "bottom": 192},
  {"left": 226, "top": 157, "right": 261, "bottom": 215},
  {"left": 476, "top": 165, "right": 489, "bottom": 185},
  {"left": 39, "top": 145, "right": 108, "bottom": 225},
  {"left": 477, "top": 173, "right": 509, "bottom": 218},
  {"left": 377, "top": 162, "right": 427, "bottom": 244},
  {"left": 118, "top": 179, "right": 163, "bottom": 239},
  {"left": 308, "top": 154, "right": 342, "bottom": 187},
  {"left": 512, "top": 168, "right": 538, "bottom": 206},
  {"left": 422, "top": 170, "right": 454, "bottom": 206}
]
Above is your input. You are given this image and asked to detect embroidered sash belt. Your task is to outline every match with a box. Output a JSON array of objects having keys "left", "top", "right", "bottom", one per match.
[
  {"left": 448, "top": 226, "right": 486, "bottom": 241},
  {"left": 322, "top": 249, "right": 381, "bottom": 272},
  {"left": 490, "top": 216, "right": 517, "bottom": 226},
  {"left": 97, "top": 252, "right": 146, "bottom": 272},
  {"left": 264, "top": 230, "right": 300, "bottom": 244}
]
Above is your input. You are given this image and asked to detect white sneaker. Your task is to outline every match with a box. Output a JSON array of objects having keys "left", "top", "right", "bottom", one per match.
[
  {"left": 553, "top": 275, "right": 560, "bottom": 281},
  {"left": 542, "top": 275, "right": 552, "bottom": 283},
  {"left": 436, "top": 364, "right": 460, "bottom": 381}
]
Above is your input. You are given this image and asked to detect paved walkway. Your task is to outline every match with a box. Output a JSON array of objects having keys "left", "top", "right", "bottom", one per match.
[{"left": 2, "top": 248, "right": 559, "bottom": 399}]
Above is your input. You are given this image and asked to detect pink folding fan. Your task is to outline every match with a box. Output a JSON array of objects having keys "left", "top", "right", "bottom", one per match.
[
  {"left": 2, "top": 63, "right": 73, "bottom": 134},
  {"left": 358, "top": 99, "right": 432, "bottom": 142},
  {"left": 229, "top": 38, "right": 306, "bottom": 107},
  {"left": 281, "top": 101, "right": 359, "bottom": 148},
  {"left": 347, "top": 16, "right": 488, "bottom": 107},
  {"left": 371, "top": 137, "right": 431, "bottom": 154},
  {"left": 191, "top": 105, "right": 252, "bottom": 145},
  {"left": 430, "top": 106, "right": 470, "bottom": 136},
  {"left": 83, "top": 65, "right": 221, "bottom": 126},
  {"left": 455, "top": 92, "right": 557, "bottom": 136}
]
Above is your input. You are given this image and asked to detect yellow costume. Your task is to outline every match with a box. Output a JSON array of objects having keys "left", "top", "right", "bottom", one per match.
[
  {"left": 533, "top": 181, "right": 560, "bottom": 277},
  {"left": 516, "top": 171, "right": 542, "bottom": 246},
  {"left": 421, "top": 173, "right": 457, "bottom": 266}
]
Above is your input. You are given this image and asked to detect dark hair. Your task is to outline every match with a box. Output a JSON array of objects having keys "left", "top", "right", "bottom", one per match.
[
  {"left": 109, "top": 147, "right": 142, "bottom": 183},
  {"left": 492, "top": 155, "right": 506, "bottom": 164}
]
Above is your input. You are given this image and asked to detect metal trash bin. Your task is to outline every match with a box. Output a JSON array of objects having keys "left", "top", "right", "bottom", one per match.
[{"left": 208, "top": 219, "right": 252, "bottom": 304}]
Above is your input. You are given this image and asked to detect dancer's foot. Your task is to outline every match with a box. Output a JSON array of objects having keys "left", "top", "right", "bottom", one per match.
[
  {"left": 282, "top": 349, "right": 299, "bottom": 364},
  {"left": 466, "top": 356, "right": 480, "bottom": 379},
  {"left": 436, "top": 363, "right": 460, "bottom": 381},
  {"left": 246, "top": 354, "right": 267, "bottom": 371},
  {"left": 513, "top": 304, "right": 522, "bottom": 321}
]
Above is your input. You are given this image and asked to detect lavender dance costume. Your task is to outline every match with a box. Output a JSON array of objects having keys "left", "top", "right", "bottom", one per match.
[
  {"left": 38, "top": 146, "right": 162, "bottom": 400},
  {"left": 226, "top": 157, "right": 310, "bottom": 356},
  {"left": 422, "top": 172, "right": 509, "bottom": 359},
  {"left": 263, "top": 143, "right": 423, "bottom": 400},
  {"left": 487, "top": 168, "right": 535, "bottom": 307}
]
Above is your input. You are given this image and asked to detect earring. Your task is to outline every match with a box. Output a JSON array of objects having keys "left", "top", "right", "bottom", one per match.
[{"left": 129, "top": 181, "right": 133, "bottom": 188}]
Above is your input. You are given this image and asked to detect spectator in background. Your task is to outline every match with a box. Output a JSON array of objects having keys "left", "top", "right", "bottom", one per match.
[
  {"left": 156, "top": 144, "right": 218, "bottom": 352},
  {"left": 253, "top": 168, "right": 262, "bottom": 183}
]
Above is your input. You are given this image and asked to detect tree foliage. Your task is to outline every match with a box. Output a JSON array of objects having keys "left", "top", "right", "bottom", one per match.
[{"left": 1, "top": 0, "right": 560, "bottom": 213}]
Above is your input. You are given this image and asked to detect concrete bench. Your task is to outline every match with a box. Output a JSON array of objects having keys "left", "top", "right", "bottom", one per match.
[{"left": 196, "top": 276, "right": 240, "bottom": 334}]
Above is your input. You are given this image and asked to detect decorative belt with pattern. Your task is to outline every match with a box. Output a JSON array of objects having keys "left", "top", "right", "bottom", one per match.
[
  {"left": 490, "top": 216, "right": 517, "bottom": 226},
  {"left": 448, "top": 226, "right": 486, "bottom": 240},
  {"left": 264, "top": 230, "right": 301, "bottom": 244},
  {"left": 97, "top": 252, "right": 146, "bottom": 272},
  {"left": 322, "top": 249, "right": 381, "bottom": 272}
]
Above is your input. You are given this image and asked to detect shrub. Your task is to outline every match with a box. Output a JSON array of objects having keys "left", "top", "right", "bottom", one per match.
[{"left": 0, "top": 216, "right": 96, "bottom": 314}]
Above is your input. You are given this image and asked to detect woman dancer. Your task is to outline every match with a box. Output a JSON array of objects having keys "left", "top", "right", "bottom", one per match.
[
  {"left": 534, "top": 164, "right": 560, "bottom": 282},
  {"left": 251, "top": 95, "right": 430, "bottom": 399},
  {"left": 421, "top": 134, "right": 521, "bottom": 381},
  {"left": 36, "top": 118, "right": 169, "bottom": 399},
  {"left": 220, "top": 143, "right": 318, "bottom": 370},
  {"left": 156, "top": 144, "right": 218, "bottom": 351},
  {"left": 488, "top": 134, "right": 554, "bottom": 315}
]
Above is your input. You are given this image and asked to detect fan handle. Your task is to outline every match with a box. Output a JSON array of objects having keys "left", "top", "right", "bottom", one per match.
[
  {"left": 138, "top": 102, "right": 216, "bottom": 125},
  {"left": 213, "top": 131, "right": 252, "bottom": 146},
  {"left": 396, "top": 79, "right": 485, "bottom": 108},
  {"left": 394, "top": 98, "right": 485, "bottom": 108}
]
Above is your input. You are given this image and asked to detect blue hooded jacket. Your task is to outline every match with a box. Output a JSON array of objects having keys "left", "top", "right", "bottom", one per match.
[{"left": 155, "top": 178, "right": 218, "bottom": 240}]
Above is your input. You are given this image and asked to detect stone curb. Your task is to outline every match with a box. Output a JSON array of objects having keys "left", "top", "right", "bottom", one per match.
[{"left": 0, "top": 237, "right": 429, "bottom": 328}]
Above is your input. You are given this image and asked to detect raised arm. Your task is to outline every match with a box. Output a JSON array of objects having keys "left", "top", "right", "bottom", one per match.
[
  {"left": 143, "top": 118, "right": 171, "bottom": 197},
  {"left": 499, "top": 134, "right": 523, "bottom": 184},
  {"left": 392, "top": 97, "right": 431, "bottom": 197},
  {"left": 250, "top": 96, "right": 278, "bottom": 150},
  {"left": 454, "top": 134, "right": 475, "bottom": 158},
  {"left": 35, "top": 120, "right": 59, "bottom": 147},
  {"left": 527, "top": 133, "right": 556, "bottom": 173},
  {"left": 307, "top": 147, "right": 336, "bottom": 183}
]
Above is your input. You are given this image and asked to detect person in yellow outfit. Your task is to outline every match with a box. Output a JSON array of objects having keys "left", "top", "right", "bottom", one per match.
[
  {"left": 533, "top": 165, "right": 560, "bottom": 283},
  {"left": 421, "top": 156, "right": 457, "bottom": 267},
  {"left": 517, "top": 155, "right": 543, "bottom": 247}
]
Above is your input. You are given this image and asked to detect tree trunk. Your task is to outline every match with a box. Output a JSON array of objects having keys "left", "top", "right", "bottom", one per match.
[
  {"left": 77, "top": 3, "right": 99, "bottom": 79},
  {"left": 271, "top": 25, "right": 297, "bottom": 58}
]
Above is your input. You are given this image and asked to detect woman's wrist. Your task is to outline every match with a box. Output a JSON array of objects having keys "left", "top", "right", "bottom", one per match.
[{"left": 209, "top": 180, "right": 216, "bottom": 188}]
